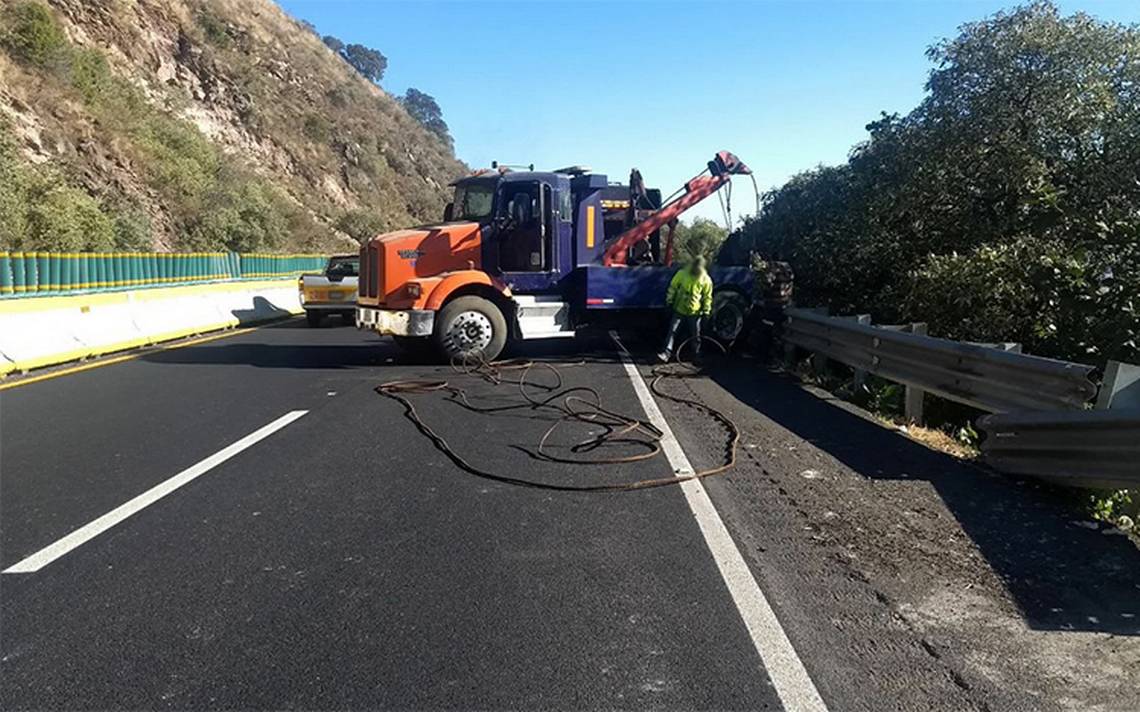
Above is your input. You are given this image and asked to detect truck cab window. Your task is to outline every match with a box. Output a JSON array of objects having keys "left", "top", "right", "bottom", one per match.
[
  {"left": 558, "top": 188, "right": 572, "bottom": 222},
  {"left": 497, "top": 183, "right": 548, "bottom": 273}
]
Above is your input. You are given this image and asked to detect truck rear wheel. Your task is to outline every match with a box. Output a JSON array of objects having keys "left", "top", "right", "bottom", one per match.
[
  {"left": 305, "top": 310, "right": 324, "bottom": 328},
  {"left": 434, "top": 295, "right": 507, "bottom": 362},
  {"left": 710, "top": 290, "right": 749, "bottom": 345}
]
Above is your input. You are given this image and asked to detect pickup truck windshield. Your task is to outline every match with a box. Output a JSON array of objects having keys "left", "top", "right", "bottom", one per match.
[
  {"left": 454, "top": 182, "right": 495, "bottom": 221},
  {"left": 327, "top": 257, "right": 359, "bottom": 277}
]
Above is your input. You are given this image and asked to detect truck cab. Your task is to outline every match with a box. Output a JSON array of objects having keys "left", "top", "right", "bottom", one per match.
[{"left": 357, "top": 156, "right": 754, "bottom": 360}]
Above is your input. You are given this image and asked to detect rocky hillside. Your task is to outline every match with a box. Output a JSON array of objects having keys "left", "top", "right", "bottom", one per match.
[{"left": 0, "top": 0, "right": 465, "bottom": 252}]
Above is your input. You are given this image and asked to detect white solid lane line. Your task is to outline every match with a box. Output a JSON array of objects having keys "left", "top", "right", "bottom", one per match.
[
  {"left": 3, "top": 410, "right": 309, "bottom": 574},
  {"left": 611, "top": 333, "right": 829, "bottom": 712}
]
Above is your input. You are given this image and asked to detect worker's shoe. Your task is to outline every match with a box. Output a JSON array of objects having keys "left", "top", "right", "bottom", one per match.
[{"left": 656, "top": 350, "right": 670, "bottom": 363}]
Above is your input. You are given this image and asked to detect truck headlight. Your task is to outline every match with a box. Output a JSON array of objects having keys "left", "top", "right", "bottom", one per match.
[{"left": 407, "top": 283, "right": 422, "bottom": 298}]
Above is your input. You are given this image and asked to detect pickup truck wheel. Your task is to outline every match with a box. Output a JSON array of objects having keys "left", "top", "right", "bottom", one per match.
[
  {"left": 435, "top": 296, "right": 507, "bottom": 362},
  {"left": 305, "top": 310, "right": 324, "bottom": 328},
  {"left": 710, "top": 290, "right": 749, "bottom": 345}
]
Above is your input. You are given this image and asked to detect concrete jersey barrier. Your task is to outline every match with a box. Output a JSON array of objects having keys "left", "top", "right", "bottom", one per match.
[{"left": 0, "top": 279, "right": 303, "bottom": 376}]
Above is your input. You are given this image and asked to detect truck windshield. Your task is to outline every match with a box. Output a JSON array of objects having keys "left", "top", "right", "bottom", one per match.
[{"left": 453, "top": 183, "right": 495, "bottom": 221}]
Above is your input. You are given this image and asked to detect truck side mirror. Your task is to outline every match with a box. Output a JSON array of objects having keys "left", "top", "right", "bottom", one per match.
[{"left": 443, "top": 202, "right": 454, "bottom": 222}]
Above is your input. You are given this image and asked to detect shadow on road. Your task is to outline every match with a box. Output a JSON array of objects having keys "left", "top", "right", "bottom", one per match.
[
  {"left": 143, "top": 342, "right": 390, "bottom": 369},
  {"left": 707, "top": 358, "right": 1140, "bottom": 636},
  {"left": 141, "top": 321, "right": 628, "bottom": 370}
]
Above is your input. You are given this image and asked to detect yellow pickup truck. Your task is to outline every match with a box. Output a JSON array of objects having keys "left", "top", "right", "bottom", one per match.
[{"left": 299, "top": 254, "right": 359, "bottom": 327}]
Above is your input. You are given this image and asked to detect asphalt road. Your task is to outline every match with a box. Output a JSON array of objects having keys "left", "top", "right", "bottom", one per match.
[{"left": 2, "top": 319, "right": 1137, "bottom": 711}]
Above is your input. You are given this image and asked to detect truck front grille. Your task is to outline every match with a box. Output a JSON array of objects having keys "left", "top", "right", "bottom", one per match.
[{"left": 360, "top": 244, "right": 380, "bottom": 300}]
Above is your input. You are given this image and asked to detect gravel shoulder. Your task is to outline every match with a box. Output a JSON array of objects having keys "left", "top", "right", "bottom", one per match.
[{"left": 649, "top": 355, "right": 1140, "bottom": 712}]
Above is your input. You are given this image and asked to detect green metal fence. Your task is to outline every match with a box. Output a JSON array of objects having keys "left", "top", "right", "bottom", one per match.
[{"left": 0, "top": 252, "right": 327, "bottom": 297}]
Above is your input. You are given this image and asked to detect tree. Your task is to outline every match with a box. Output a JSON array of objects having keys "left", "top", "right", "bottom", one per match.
[
  {"left": 400, "top": 88, "right": 452, "bottom": 146},
  {"left": 342, "top": 43, "right": 387, "bottom": 83},
  {"left": 322, "top": 35, "right": 344, "bottom": 54},
  {"left": 740, "top": 1, "right": 1140, "bottom": 362},
  {"left": 671, "top": 218, "right": 727, "bottom": 261}
]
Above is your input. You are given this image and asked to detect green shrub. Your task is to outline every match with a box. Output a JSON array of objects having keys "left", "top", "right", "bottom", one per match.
[
  {"left": 0, "top": 123, "right": 29, "bottom": 248},
  {"left": 66, "top": 47, "right": 112, "bottom": 104},
  {"left": 302, "top": 114, "right": 332, "bottom": 143},
  {"left": 196, "top": 11, "right": 231, "bottom": 48},
  {"left": 23, "top": 179, "right": 114, "bottom": 251},
  {"left": 112, "top": 207, "right": 153, "bottom": 250},
  {"left": 333, "top": 208, "right": 386, "bottom": 243},
  {"left": 905, "top": 237, "right": 1139, "bottom": 363},
  {"left": 184, "top": 176, "right": 288, "bottom": 252},
  {"left": 135, "top": 116, "right": 220, "bottom": 212},
  {"left": 1, "top": 1, "right": 66, "bottom": 66}
]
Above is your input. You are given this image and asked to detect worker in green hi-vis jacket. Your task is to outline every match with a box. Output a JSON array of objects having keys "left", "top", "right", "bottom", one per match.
[{"left": 658, "top": 255, "right": 714, "bottom": 363}]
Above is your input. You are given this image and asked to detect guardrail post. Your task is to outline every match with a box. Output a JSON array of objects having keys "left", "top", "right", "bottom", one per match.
[
  {"left": 904, "top": 322, "right": 927, "bottom": 424},
  {"left": 840, "top": 314, "right": 871, "bottom": 387},
  {"left": 783, "top": 306, "right": 826, "bottom": 368},
  {"left": 804, "top": 307, "right": 830, "bottom": 374},
  {"left": 1096, "top": 360, "right": 1140, "bottom": 410}
]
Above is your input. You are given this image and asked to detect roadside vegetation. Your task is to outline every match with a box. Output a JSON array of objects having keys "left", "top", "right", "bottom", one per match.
[
  {"left": 671, "top": 218, "right": 728, "bottom": 261},
  {"left": 745, "top": 1, "right": 1138, "bottom": 530},
  {"left": 0, "top": 1, "right": 327, "bottom": 252},
  {"left": 743, "top": 1, "right": 1138, "bottom": 368},
  {"left": 318, "top": 31, "right": 454, "bottom": 149},
  {"left": 0, "top": 0, "right": 462, "bottom": 252}
]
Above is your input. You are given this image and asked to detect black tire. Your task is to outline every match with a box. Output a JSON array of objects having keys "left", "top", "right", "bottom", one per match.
[
  {"left": 434, "top": 295, "right": 508, "bottom": 361},
  {"left": 340, "top": 312, "right": 355, "bottom": 326},
  {"left": 710, "top": 290, "right": 750, "bottom": 345},
  {"left": 305, "top": 310, "right": 324, "bottom": 328}
]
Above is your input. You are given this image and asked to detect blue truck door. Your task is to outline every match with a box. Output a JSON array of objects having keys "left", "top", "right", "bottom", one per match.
[{"left": 495, "top": 180, "right": 560, "bottom": 293}]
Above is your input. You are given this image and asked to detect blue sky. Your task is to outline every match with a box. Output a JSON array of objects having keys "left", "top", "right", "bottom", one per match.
[{"left": 279, "top": 0, "right": 1140, "bottom": 224}]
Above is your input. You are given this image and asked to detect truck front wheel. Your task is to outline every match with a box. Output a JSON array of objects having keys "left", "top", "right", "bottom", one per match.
[{"left": 434, "top": 296, "right": 507, "bottom": 362}]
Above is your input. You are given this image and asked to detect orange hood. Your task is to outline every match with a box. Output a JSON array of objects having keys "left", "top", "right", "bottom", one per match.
[{"left": 360, "top": 222, "right": 482, "bottom": 306}]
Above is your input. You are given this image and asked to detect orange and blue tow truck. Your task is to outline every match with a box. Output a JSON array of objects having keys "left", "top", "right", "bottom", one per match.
[{"left": 356, "top": 151, "right": 755, "bottom": 360}]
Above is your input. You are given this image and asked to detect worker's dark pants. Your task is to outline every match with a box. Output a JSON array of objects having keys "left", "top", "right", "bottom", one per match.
[{"left": 662, "top": 313, "right": 702, "bottom": 357}]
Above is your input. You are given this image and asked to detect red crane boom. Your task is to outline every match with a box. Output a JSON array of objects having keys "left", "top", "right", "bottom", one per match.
[{"left": 602, "top": 151, "right": 752, "bottom": 267}]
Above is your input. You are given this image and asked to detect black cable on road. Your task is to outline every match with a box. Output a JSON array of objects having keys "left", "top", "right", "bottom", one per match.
[{"left": 374, "top": 339, "right": 739, "bottom": 492}]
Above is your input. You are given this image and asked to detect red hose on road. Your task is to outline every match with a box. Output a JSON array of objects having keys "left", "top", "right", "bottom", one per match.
[{"left": 375, "top": 340, "right": 738, "bottom": 492}]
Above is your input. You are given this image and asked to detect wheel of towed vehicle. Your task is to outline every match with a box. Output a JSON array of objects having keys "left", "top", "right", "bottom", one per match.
[
  {"left": 434, "top": 295, "right": 507, "bottom": 362},
  {"left": 710, "top": 290, "right": 749, "bottom": 345}
]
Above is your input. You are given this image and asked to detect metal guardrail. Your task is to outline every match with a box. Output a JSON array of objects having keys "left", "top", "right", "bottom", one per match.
[
  {"left": 978, "top": 409, "right": 1140, "bottom": 489},
  {"left": 784, "top": 308, "right": 1097, "bottom": 413}
]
